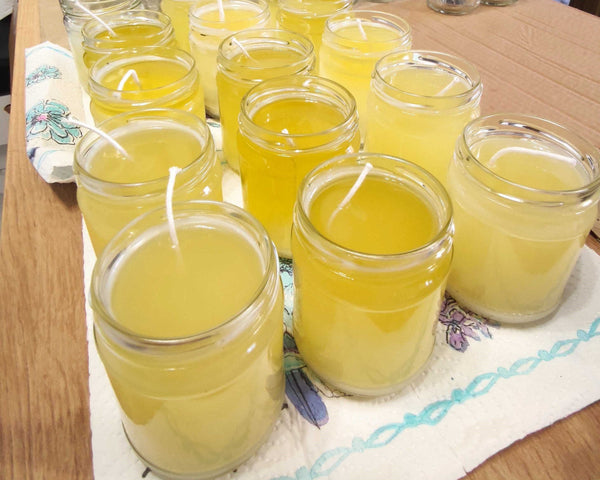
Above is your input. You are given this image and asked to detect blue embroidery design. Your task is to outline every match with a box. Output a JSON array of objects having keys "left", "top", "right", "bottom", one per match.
[
  {"left": 26, "top": 65, "right": 61, "bottom": 87},
  {"left": 270, "top": 316, "right": 600, "bottom": 480},
  {"left": 26, "top": 100, "right": 81, "bottom": 145},
  {"left": 439, "top": 294, "right": 499, "bottom": 352}
]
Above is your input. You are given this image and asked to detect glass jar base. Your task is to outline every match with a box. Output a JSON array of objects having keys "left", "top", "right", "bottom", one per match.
[{"left": 427, "top": 0, "right": 480, "bottom": 15}]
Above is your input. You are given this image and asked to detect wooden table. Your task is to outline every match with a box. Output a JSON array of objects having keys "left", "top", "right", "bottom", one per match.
[{"left": 1, "top": 0, "right": 599, "bottom": 478}]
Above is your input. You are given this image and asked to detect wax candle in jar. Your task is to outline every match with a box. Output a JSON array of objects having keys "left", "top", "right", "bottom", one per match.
[
  {"left": 81, "top": 9, "right": 176, "bottom": 88},
  {"left": 73, "top": 108, "right": 222, "bottom": 254},
  {"left": 276, "top": 0, "right": 353, "bottom": 61},
  {"left": 91, "top": 200, "right": 284, "bottom": 479},
  {"left": 159, "top": 0, "right": 195, "bottom": 52},
  {"left": 237, "top": 75, "right": 360, "bottom": 258},
  {"left": 292, "top": 153, "right": 453, "bottom": 395},
  {"left": 319, "top": 10, "right": 411, "bottom": 140},
  {"left": 60, "top": 0, "right": 142, "bottom": 87},
  {"left": 189, "top": 0, "right": 270, "bottom": 118},
  {"left": 446, "top": 114, "right": 600, "bottom": 323},
  {"left": 216, "top": 28, "right": 315, "bottom": 172},
  {"left": 87, "top": 46, "right": 205, "bottom": 123},
  {"left": 365, "top": 50, "right": 482, "bottom": 186}
]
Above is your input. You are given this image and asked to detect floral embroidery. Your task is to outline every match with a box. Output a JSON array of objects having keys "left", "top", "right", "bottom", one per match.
[
  {"left": 439, "top": 295, "right": 498, "bottom": 352},
  {"left": 25, "top": 100, "right": 81, "bottom": 145},
  {"left": 26, "top": 65, "right": 61, "bottom": 87}
]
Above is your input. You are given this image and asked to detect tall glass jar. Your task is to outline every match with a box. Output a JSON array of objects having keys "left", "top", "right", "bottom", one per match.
[
  {"left": 446, "top": 113, "right": 600, "bottom": 323},
  {"left": 81, "top": 9, "right": 176, "bottom": 78},
  {"left": 292, "top": 153, "right": 454, "bottom": 395},
  {"left": 319, "top": 10, "right": 412, "bottom": 140},
  {"left": 365, "top": 50, "right": 482, "bottom": 186},
  {"left": 159, "top": 0, "right": 195, "bottom": 52},
  {"left": 237, "top": 75, "right": 361, "bottom": 258},
  {"left": 92, "top": 200, "right": 284, "bottom": 479},
  {"left": 74, "top": 108, "right": 222, "bottom": 254},
  {"left": 60, "top": 0, "right": 142, "bottom": 86},
  {"left": 216, "top": 28, "right": 315, "bottom": 172},
  {"left": 188, "top": 0, "right": 270, "bottom": 118},
  {"left": 87, "top": 46, "right": 205, "bottom": 123}
]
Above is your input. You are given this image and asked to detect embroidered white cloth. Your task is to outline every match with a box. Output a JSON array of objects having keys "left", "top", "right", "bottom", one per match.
[{"left": 83, "top": 202, "right": 600, "bottom": 480}]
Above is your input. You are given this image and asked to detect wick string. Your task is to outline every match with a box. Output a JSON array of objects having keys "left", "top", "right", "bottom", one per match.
[
  {"left": 487, "top": 146, "right": 574, "bottom": 168},
  {"left": 434, "top": 75, "right": 461, "bottom": 96},
  {"left": 356, "top": 18, "right": 367, "bottom": 40},
  {"left": 217, "top": 0, "right": 225, "bottom": 22},
  {"left": 66, "top": 116, "right": 130, "bottom": 159},
  {"left": 327, "top": 162, "right": 373, "bottom": 229},
  {"left": 74, "top": 0, "right": 117, "bottom": 36},
  {"left": 166, "top": 166, "right": 182, "bottom": 249},
  {"left": 117, "top": 69, "right": 141, "bottom": 91},
  {"left": 232, "top": 37, "right": 253, "bottom": 60}
]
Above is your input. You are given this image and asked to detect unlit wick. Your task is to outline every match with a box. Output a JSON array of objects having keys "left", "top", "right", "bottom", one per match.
[
  {"left": 66, "top": 115, "right": 130, "bottom": 159},
  {"left": 166, "top": 166, "right": 182, "bottom": 249},
  {"left": 217, "top": 0, "right": 226, "bottom": 21},
  {"left": 327, "top": 162, "right": 373, "bottom": 229},
  {"left": 117, "top": 69, "right": 142, "bottom": 91},
  {"left": 74, "top": 0, "right": 117, "bottom": 37},
  {"left": 356, "top": 18, "right": 367, "bottom": 40}
]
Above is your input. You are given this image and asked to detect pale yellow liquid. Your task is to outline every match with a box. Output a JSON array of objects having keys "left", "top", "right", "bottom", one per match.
[
  {"left": 365, "top": 67, "right": 479, "bottom": 186},
  {"left": 189, "top": 4, "right": 269, "bottom": 116},
  {"left": 77, "top": 123, "right": 222, "bottom": 254},
  {"left": 160, "top": 0, "right": 195, "bottom": 52},
  {"left": 292, "top": 174, "right": 451, "bottom": 394},
  {"left": 319, "top": 20, "right": 411, "bottom": 139},
  {"left": 216, "top": 47, "right": 312, "bottom": 172},
  {"left": 89, "top": 57, "right": 206, "bottom": 123},
  {"left": 96, "top": 224, "right": 284, "bottom": 477},
  {"left": 447, "top": 137, "right": 597, "bottom": 322},
  {"left": 237, "top": 98, "right": 360, "bottom": 258}
]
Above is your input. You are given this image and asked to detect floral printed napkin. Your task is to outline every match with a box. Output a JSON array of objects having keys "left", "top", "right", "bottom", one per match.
[{"left": 24, "top": 41, "right": 89, "bottom": 183}]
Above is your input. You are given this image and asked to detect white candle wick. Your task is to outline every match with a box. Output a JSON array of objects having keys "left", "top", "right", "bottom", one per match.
[
  {"left": 66, "top": 115, "right": 130, "bottom": 159},
  {"left": 74, "top": 0, "right": 117, "bottom": 37},
  {"left": 434, "top": 75, "right": 461, "bottom": 96},
  {"left": 166, "top": 166, "right": 182, "bottom": 249},
  {"left": 356, "top": 18, "right": 367, "bottom": 40},
  {"left": 327, "top": 162, "right": 373, "bottom": 229},
  {"left": 117, "top": 69, "right": 141, "bottom": 91},
  {"left": 232, "top": 37, "right": 253, "bottom": 60},
  {"left": 217, "top": 0, "right": 225, "bottom": 22}
]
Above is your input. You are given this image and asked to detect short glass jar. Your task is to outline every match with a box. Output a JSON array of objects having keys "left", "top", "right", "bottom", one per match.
[
  {"left": 292, "top": 153, "right": 454, "bottom": 395},
  {"left": 446, "top": 113, "right": 600, "bottom": 323},
  {"left": 216, "top": 28, "right": 315, "bottom": 172},
  {"left": 74, "top": 108, "right": 222, "bottom": 255},
  {"left": 87, "top": 46, "right": 205, "bottom": 123},
  {"left": 188, "top": 0, "right": 270, "bottom": 118},
  {"left": 365, "top": 50, "right": 482, "bottom": 186},
  {"left": 237, "top": 75, "right": 361, "bottom": 258},
  {"left": 91, "top": 200, "right": 284, "bottom": 479},
  {"left": 427, "top": 0, "right": 480, "bottom": 15}
]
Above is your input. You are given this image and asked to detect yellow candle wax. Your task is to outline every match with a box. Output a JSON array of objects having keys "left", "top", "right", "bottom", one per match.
[
  {"left": 237, "top": 75, "right": 360, "bottom": 258},
  {"left": 319, "top": 11, "right": 411, "bottom": 139},
  {"left": 292, "top": 154, "right": 453, "bottom": 395},
  {"left": 216, "top": 28, "right": 315, "bottom": 172},
  {"left": 159, "top": 0, "right": 195, "bottom": 52},
  {"left": 365, "top": 50, "right": 482, "bottom": 186},
  {"left": 189, "top": 0, "right": 270, "bottom": 117},
  {"left": 88, "top": 46, "right": 206, "bottom": 124},
  {"left": 92, "top": 201, "right": 284, "bottom": 479},
  {"left": 74, "top": 109, "right": 222, "bottom": 255},
  {"left": 447, "top": 114, "right": 600, "bottom": 323}
]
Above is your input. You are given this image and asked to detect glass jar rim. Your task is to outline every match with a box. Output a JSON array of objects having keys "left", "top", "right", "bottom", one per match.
[
  {"left": 91, "top": 200, "right": 279, "bottom": 350},
  {"left": 324, "top": 10, "right": 412, "bottom": 46},
  {"left": 73, "top": 108, "right": 215, "bottom": 194},
  {"left": 295, "top": 152, "right": 454, "bottom": 262},
  {"left": 189, "top": 0, "right": 270, "bottom": 33},
  {"left": 278, "top": 0, "right": 353, "bottom": 16},
  {"left": 61, "top": 0, "right": 141, "bottom": 17},
  {"left": 457, "top": 113, "right": 600, "bottom": 204}
]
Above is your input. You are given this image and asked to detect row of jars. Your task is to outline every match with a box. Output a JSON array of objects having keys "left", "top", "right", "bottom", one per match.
[{"left": 61, "top": 1, "right": 600, "bottom": 479}]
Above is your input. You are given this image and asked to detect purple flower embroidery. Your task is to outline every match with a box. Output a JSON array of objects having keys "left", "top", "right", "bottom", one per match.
[{"left": 439, "top": 295, "right": 498, "bottom": 352}]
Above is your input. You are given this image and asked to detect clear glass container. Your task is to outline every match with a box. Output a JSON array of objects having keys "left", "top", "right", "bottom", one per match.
[
  {"left": 74, "top": 108, "right": 221, "bottom": 254},
  {"left": 216, "top": 28, "right": 315, "bottom": 172},
  {"left": 159, "top": 0, "right": 195, "bottom": 52},
  {"left": 292, "top": 153, "right": 454, "bottom": 395},
  {"left": 87, "top": 46, "right": 205, "bottom": 123},
  {"left": 446, "top": 113, "right": 600, "bottom": 323},
  {"left": 92, "top": 200, "right": 284, "bottom": 479},
  {"left": 365, "top": 50, "right": 482, "bottom": 186},
  {"left": 427, "top": 0, "right": 480, "bottom": 15},
  {"left": 237, "top": 75, "right": 361, "bottom": 258},
  {"left": 188, "top": 0, "right": 270, "bottom": 118}
]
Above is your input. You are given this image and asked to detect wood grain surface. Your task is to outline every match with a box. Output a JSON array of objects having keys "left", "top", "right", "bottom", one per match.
[{"left": 1, "top": 0, "right": 599, "bottom": 479}]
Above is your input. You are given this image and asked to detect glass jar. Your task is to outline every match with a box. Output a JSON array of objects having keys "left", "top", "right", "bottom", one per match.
[
  {"left": 365, "top": 50, "right": 482, "bottom": 186},
  {"left": 87, "top": 46, "right": 205, "bottom": 123},
  {"left": 292, "top": 153, "right": 454, "bottom": 395},
  {"left": 427, "top": 0, "right": 480, "bottom": 15},
  {"left": 92, "top": 200, "right": 284, "bottom": 479},
  {"left": 60, "top": 0, "right": 142, "bottom": 86},
  {"left": 81, "top": 9, "right": 176, "bottom": 86},
  {"left": 159, "top": 0, "right": 195, "bottom": 52},
  {"left": 74, "top": 108, "right": 222, "bottom": 254},
  {"left": 446, "top": 113, "right": 600, "bottom": 323},
  {"left": 319, "top": 10, "right": 412, "bottom": 140},
  {"left": 189, "top": 0, "right": 270, "bottom": 118},
  {"left": 216, "top": 28, "right": 315, "bottom": 172},
  {"left": 237, "top": 75, "right": 360, "bottom": 258}
]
